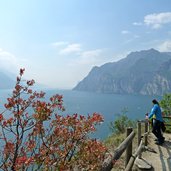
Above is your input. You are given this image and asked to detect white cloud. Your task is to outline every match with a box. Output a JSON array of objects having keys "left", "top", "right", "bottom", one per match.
[
  {"left": 49, "top": 41, "right": 112, "bottom": 88},
  {"left": 79, "top": 49, "right": 103, "bottom": 65},
  {"left": 157, "top": 40, "right": 171, "bottom": 52},
  {"left": 0, "top": 48, "right": 19, "bottom": 73},
  {"left": 144, "top": 12, "right": 171, "bottom": 29},
  {"left": 121, "top": 30, "right": 130, "bottom": 34},
  {"left": 133, "top": 22, "right": 143, "bottom": 26},
  {"left": 81, "top": 49, "right": 102, "bottom": 58},
  {"left": 63, "top": 49, "right": 106, "bottom": 88},
  {"left": 123, "top": 34, "right": 140, "bottom": 44},
  {"left": 68, "top": 49, "right": 104, "bottom": 66},
  {"left": 59, "top": 43, "right": 82, "bottom": 55}
]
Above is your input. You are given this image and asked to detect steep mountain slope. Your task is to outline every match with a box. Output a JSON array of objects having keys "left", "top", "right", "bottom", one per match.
[
  {"left": 73, "top": 49, "right": 171, "bottom": 95},
  {"left": 0, "top": 71, "right": 15, "bottom": 89}
]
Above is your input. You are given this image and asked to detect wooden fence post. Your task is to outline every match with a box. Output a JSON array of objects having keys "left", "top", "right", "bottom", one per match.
[
  {"left": 137, "top": 121, "right": 142, "bottom": 158},
  {"left": 125, "top": 140, "right": 143, "bottom": 171},
  {"left": 125, "top": 127, "right": 133, "bottom": 167},
  {"left": 137, "top": 121, "right": 141, "bottom": 146},
  {"left": 101, "top": 131, "right": 135, "bottom": 171},
  {"left": 144, "top": 121, "right": 148, "bottom": 146}
]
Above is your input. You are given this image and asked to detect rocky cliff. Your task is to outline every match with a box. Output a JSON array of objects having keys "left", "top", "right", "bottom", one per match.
[{"left": 73, "top": 49, "right": 171, "bottom": 95}]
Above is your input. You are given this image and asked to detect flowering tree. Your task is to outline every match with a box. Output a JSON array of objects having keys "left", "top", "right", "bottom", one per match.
[{"left": 0, "top": 69, "right": 107, "bottom": 171}]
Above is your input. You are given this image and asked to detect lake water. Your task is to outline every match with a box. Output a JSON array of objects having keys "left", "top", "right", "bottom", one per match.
[{"left": 0, "top": 89, "right": 161, "bottom": 140}]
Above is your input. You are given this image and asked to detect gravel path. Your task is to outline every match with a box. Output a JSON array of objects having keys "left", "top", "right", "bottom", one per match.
[{"left": 140, "top": 132, "right": 171, "bottom": 171}]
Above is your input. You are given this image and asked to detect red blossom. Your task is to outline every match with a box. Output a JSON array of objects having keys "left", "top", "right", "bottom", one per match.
[
  {"left": 27, "top": 89, "right": 32, "bottom": 94},
  {"left": 20, "top": 68, "right": 25, "bottom": 76},
  {"left": 17, "top": 76, "right": 20, "bottom": 82},
  {"left": 6, "top": 118, "right": 14, "bottom": 125},
  {"left": 3, "top": 120, "right": 7, "bottom": 127},
  {"left": 0, "top": 114, "right": 3, "bottom": 121},
  {"left": 16, "top": 156, "right": 34, "bottom": 165},
  {"left": 15, "top": 84, "right": 21, "bottom": 91},
  {"left": 4, "top": 141, "right": 15, "bottom": 153},
  {"left": 0, "top": 68, "right": 108, "bottom": 170}
]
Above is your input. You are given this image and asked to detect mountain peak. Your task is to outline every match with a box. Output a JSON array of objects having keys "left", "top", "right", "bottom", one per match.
[
  {"left": 128, "top": 48, "right": 159, "bottom": 56},
  {"left": 73, "top": 49, "right": 171, "bottom": 95}
]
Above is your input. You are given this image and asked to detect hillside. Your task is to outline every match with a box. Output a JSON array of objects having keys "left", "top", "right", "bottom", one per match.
[
  {"left": 0, "top": 71, "right": 15, "bottom": 89},
  {"left": 73, "top": 49, "right": 171, "bottom": 95}
]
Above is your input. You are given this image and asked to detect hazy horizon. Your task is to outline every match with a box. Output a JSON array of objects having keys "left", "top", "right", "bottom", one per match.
[{"left": 0, "top": 0, "right": 171, "bottom": 89}]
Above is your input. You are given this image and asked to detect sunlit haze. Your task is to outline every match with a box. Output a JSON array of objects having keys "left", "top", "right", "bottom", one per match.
[{"left": 0, "top": 0, "right": 171, "bottom": 89}]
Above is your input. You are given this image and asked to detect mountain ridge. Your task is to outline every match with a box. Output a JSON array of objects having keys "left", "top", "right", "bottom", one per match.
[
  {"left": 0, "top": 71, "right": 15, "bottom": 89},
  {"left": 73, "top": 49, "right": 171, "bottom": 95}
]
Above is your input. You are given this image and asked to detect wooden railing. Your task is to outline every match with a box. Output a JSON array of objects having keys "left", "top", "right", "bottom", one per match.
[{"left": 101, "top": 120, "right": 149, "bottom": 171}]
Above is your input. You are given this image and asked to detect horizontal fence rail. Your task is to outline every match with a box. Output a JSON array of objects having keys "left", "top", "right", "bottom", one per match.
[
  {"left": 125, "top": 140, "right": 143, "bottom": 171},
  {"left": 101, "top": 130, "right": 135, "bottom": 171},
  {"left": 101, "top": 120, "right": 149, "bottom": 171}
]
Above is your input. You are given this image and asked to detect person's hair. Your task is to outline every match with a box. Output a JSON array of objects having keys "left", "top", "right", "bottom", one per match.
[{"left": 152, "top": 99, "right": 159, "bottom": 105}]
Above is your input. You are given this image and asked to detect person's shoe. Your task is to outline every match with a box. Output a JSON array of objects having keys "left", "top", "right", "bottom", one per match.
[
  {"left": 155, "top": 141, "right": 164, "bottom": 145},
  {"left": 162, "top": 137, "right": 165, "bottom": 142},
  {"left": 155, "top": 137, "right": 165, "bottom": 142}
]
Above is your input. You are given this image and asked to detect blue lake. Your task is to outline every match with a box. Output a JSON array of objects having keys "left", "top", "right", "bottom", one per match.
[{"left": 0, "top": 89, "right": 161, "bottom": 139}]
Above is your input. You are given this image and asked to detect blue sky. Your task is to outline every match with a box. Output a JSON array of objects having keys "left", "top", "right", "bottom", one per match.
[{"left": 0, "top": 0, "right": 171, "bottom": 89}]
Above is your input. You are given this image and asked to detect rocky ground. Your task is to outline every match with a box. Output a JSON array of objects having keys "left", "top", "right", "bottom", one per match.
[{"left": 135, "top": 132, "right": 171, "bottom": 171}]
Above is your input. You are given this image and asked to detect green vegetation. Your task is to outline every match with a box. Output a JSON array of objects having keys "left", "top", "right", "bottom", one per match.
[
  {"left": 160, "top": 93, "right": 171, "bottom": 132},
  {"left": 104, "top": 110, "right": 136, "bottom": 148},
  {"left": 103, "top": 94, "right": 171, "bottom": 170},
  {"left": 109, "top": 109, "right": 136, "bottom": 135},
  {"left": 160, "top": 93, "right": 171, "bottom": 116},
  {"left": 104, "top": 110, "right": 137, "bottom": 170}
]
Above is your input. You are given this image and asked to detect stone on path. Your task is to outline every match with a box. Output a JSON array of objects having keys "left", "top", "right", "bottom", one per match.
[{"left": 135, "top": 157, "right": 152, "bottom": 170}]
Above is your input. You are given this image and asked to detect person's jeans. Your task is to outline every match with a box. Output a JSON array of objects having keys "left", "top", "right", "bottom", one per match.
[{"left": 152, "top": 119, "right": 164, "bottom": 143}]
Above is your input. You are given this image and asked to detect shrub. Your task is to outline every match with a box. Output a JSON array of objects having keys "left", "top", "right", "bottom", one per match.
[
  {"left": 0, "top": 69, "right": 107, "bottom": 171},
  {"left": 160, "top": 93, "right": 171, "bottom": 116},
  {"left": 109, "top": 109, "right": 136, "bottom": 134}
]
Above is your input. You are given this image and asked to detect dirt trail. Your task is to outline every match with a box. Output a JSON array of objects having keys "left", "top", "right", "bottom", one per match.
[{"left": 141, "top": 132, "right": 171, "bottom": 171}]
